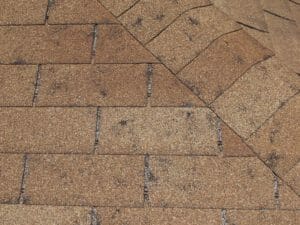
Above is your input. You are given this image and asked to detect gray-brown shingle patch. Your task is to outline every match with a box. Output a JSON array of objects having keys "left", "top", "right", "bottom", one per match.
[
  {"left": 25, "top": 155, "right": 144, "bottom": 206},
  {"left": 0, "top": 108, "right": 96, "bottom": 153},
  {"left": 37, "top": 64, "right": 148, "bottom": 106}
]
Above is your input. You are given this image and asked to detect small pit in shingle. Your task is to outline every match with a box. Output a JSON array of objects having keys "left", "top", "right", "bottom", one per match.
[
  {"left": 188, "top": 17, "right": 200, "bottom": 25},
  {"left": 133, "top": 17, "right": 143, "bottom": 27},
  {"left": 119, "top": 120, "right": 128, "bottom": 126}
]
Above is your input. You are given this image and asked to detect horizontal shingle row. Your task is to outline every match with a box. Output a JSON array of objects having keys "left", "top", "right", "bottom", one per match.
[
  {"left": 0, "top": 0, "right": 117, "bottom": 25},
  {"left": 0, "top": 107, "right": 249, "bottom": 155},
  {"left": 0, "top": 64, "right": 203, "bottom": 107},
  {"left": 1, "top": 205, "right": 299, "bottom": 225},
  {"left": 1, "top": 154, "right": 299, "bottom": 208},
  {"left": 0, "top": 25, "right": 157, "bottom": 65}
]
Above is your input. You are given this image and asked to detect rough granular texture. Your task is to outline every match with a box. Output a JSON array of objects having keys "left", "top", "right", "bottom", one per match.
[
  {"left": 0, "top": 154, "right": 23, "bottom": 204},
  {"left": 149, "top": 156, "right": 276, "bottom": 208},
  {"left": 47, "top": 0, "right": 118, "bottom": 24},
  {"left": 213, "top": 57, "right": 299, "bottom": 138},
  {"left": 0, "top": 65, "right": 37, "bottom": 106},
  {"left": 25, "top": 155, "right": 144, "bottom": 206},
  {"left": 37, "top": 64, "right": 148, "bottom": 106},
  {"left": 0, "top": 108, "right": 96, "bottom": 153},
  {"left": 0, "top": 1, "right": 299, "bottom": 224},
  {"left": 97, "top": 108, "right": 220, "bottom": 155},
  {"left": 0, "top": 25, "right": 94, "bottom": 64},
  {"left": 0, "top": 205, "right": 91, "bottom": 225}
]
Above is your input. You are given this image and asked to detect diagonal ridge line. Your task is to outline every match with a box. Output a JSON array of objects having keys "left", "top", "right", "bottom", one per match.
[
  {"left": 144, "top": 3, "right": 214, "bottom": 45},
  {"left": 237, "top": 21, "right": 269, "bottom": 33},
  {"left": 95, "top": 0, "right": 207, "bottom": 105},
  {"left": 117, "top": 0, "right": 141, "bottom": 18},
  {"left": 176, "top": 28, "right": 243, "bottom": 76},
  {"left": 208, "top": 93, "right": 300, "bottom": 198},
  {"left": 289, "top": 0, "right": 300, "bottom": 5},
  {"left": 263, "top": 9, "right": 296, "bottom": 22},
  {"left": 210, "top": 54, "right": 274, "bottom": 105},
  {"left": 246, "top": 91, "right": 299, "bottom": 140}
]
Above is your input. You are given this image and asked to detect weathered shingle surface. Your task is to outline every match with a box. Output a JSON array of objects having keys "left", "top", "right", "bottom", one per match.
[{"left": 0, "top": 0, "right": 299, "bottom": 224}]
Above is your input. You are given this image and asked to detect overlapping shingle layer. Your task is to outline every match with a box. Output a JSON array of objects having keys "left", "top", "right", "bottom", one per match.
[{"left": 0, "top": 0, "right": 299, "bottom": 224}]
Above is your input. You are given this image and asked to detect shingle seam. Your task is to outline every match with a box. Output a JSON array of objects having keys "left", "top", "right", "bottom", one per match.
[
  {"left": 0, "top": 62, "right": 162, "bottom": 66},
  {"left": 209, "top": 54, "right": 274, "bottom": 106},
  {"left": 273, "top": 173, "right": 280, "bottom": 208},
  {"left": 221, "top": 209, "right": 228, "bottom": 225},
  {"left": 18, "top": 154, "right": 29, "bottom": 204},
  {"left": 216, "top": 118, "right": 223, "bottom": 154},
  {"left": 289, "top": 0, "right": 300, "bottom": 5},
  {"left": 116, "top": 0, "right": 141, "bottom": 18},
  {"left": 144, "top": 154, "right": 151, "bottom": 205},
  {"left": 237, "top": 21, "right": 269, "bottom": 33},
  {"left": 263, "top": 10, "right": 296, "bottom": 22},
  {"left": 32, "top": 64, "right": 41, "bottom": 106},
  {"left": 91, "top": 24, "right": 99, "bottom": 64},
  {"left": 4, "top": 202, "right": 297, "bottom": 210},
  {"left": 246, "top": 91, "right": 300, "bottom": 141},
  {"left": 284, "top": 160, "right": 300, "bottom": 177},
  {"left": 146, "top": 64, "right": 154, "bottom": 106},
  {"left": 0, "top": 152, "right": 225, "bottom": 157},
  {"left": 90, "top": 207, "right": 101, "bottom": 225},
  {"left": 144, "top": 3, "right": 214, "bottom": 45},
  {"left": 93, "top": 107, "right": 101, "bottom": 154},
  {"left": 209, "top": 92, "right": 300, "bottom": 198},
  {"left": 94, "top": 0, "right": 204, "bottom": 108},
  {"left": 175, "top": 28, "right": 243, "bottom": 76},
  {"left": 45, "top": 0, "right": 55, "bottom": 24},
  {"left": 0, "top": 22, "right": 119, "bottom": 26}
]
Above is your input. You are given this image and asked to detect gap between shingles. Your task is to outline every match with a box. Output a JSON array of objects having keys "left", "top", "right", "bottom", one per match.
[
  {"left": 45, "top": 0, "right": 54, "bottom": 24},
  {"left": 91, "top": 24, "right": 99, "bottom": 64},
  {"left": 146, "top": 64, "right": 154, "bottom": 106},
  {"left": 19, "top": 154, "right": 29, "bottom": 204},
  {"left": 221, "top": 209, "right": 227, "bottom": 225},
  {"left": 216, "top": 118, "right": 223, "bottom": 154},
  {"left": 143, "top": 154, "right": 151, "bottom": 205},
  {"left": 90, "top": 207, "right": 101, "bottom": 225},
  {"left": 32, "top": 64, "right": 41, "bottom": 106},
  {"left": 93, "top": 107, "right": 101, "bottom": 154},
  {"left": 273, "top": 173, "right": 280, "bottom": 209}
]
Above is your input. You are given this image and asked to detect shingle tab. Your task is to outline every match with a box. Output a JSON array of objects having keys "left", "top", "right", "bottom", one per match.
[
  {"left": 0, "top": 108, "right": 96, "bottom": 153},
  {"left": 0, "top": 25, "right": 93, "bottom": 64},
  {"left": 25, "top": 155, "right": 144, "bottom": 206}
]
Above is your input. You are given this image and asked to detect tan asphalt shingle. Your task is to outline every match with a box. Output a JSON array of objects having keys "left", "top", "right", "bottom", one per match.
[{"left": 0, "top": 0, "right": 299, "bottom": 223}]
